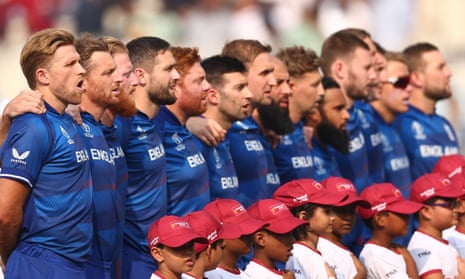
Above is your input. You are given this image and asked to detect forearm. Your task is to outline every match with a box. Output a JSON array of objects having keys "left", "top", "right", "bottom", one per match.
[{"left": 0, "top": 213, "right": 23, "bottom": 263}]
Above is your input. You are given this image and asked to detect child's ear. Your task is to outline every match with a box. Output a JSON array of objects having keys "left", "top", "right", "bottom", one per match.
[
  {"left": 151, "top": 246, "right": 164, "bottom": 263},
  {"left": 419, "top": 205, "right": 432, "bottom": 220},
  {"left": 373, "top": 212, "right": 386, "bottom": 228},
  {"left": 254, "top": 231, "right": 266, "bottom": 247},
  {"left": 297, "top": 210, "right": 308, "bottom": 221},
  {"left": 456, "top": 199, "right": 465, "bottom": 214}
]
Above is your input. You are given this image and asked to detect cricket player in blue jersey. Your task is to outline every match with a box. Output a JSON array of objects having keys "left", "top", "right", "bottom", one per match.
[
  {"left": 0, "top": 28, "right": 92, "bottom": 279},
  {"left": 273, "top": 46, "right": 324, "bottom": 184},
  {"left": 120, "top": 36, "right": 180, "bottom": 279},
  {"left": 199, "top": 55, "right": 252, "bottom": 200},
  {"left": 154, "top": 46, "right": 211, "bottom": 216},
  {"left": 394, "top": 42, "right": 459, "bottom": 180}
]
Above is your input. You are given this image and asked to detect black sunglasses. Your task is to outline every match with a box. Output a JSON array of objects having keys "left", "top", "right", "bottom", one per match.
[{"left": 384, "top": 76, "right": 410, "bottom": 89}]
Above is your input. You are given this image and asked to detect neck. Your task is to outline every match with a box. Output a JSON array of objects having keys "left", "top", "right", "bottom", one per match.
[
  {"left": 322, "top": 232, "right": 342, "bottom": 244},
  {"left": 134, "top": 87, "right": 160, "bottom": 119},
  {"left": 219, "top": 250, "right": 241, "bottom": 272},
  {"left": 288, "top": 102, "right": 303, "bottom": 125},
  {"left": 39, "top": 86, "right": 67, "bottom": 114},
  {"left": 417, "top": 222, "right": 443, "bottom": 240},
  {"left": 408, "top": 89, "right": 436, "bottom": 115},
  {"left": 203, "top": 109, "right": 233, "bottom": 130},
  {"left": 165, "top": 104, "right": 188, "bottom": 125},
  {"left": 370, "top": 101, "right": 395, "bottom": 123},
  {"left": 101, "top": 109, "right": 115, "bottom": 127},
  {"left": 157, "top": 266, "right": 182, "bottom": 279},
  {"left": 304, "top": 231, "right": 319, "bottom": 248},
  {"left": 80, "top": 97, "right": 105, "bottom": 122},
  {"left": 253, "top": 249, "right": 276, "bottom": 271},
  {"left": 369, "top": 230, "right": 393, "bottom": 249}
]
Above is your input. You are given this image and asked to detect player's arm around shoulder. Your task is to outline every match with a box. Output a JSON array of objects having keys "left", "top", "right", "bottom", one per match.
[
  {"left": 350, "top": 252, "right": 367, "bottom": 279},
  {"left": 186, "top": 116, "right": 226, "bottom": 146},
  {"left": 393, "top": 245, "right": 419, "bottom": 279}
]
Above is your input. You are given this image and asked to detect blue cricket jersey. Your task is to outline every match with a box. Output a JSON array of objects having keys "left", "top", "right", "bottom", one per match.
[
  {"left": 354, "top": 101, "right": 385, "bottom": 184},
  {"left": 260, "top": 134, "right": 281, "bottom": 195},
  {"left": 272, "top": 121, "right": 314, "bottom": 184},
  {"left": 370, "top": 107, "right": 412, "bottom": 197},
  {"left": 393, "top": 105, "right": 460, "bottom": 181},
  {"left": 334, "top": 106, "right": 370, "bottom": 193},
  {"left": 117, "top": 111, "right": 168, "bottom": 253},
  {"left": 0, "top": 103, "right": 93, "bottom": 263},
  {"left": 310, "top": 137, "right": 342, "bottom": 182},
  {"left": 154, "top": 106, "right": 210, "bottom": 216},
  {"left": 196, "top": 137, "right": 239, "bottom": 200},
  {"left": 226, "top": 116, "right": 270, "bottom": 207},
  {"left": 78, "top": 112, "right": 118, "bottom": 263}
]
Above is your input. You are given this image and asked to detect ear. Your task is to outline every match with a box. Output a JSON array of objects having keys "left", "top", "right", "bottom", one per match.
[
  {"left": 207, "top": 88, "right": 219, "bottom": 105},
  {"left": 456, "top": 199, "right": 465, "bottom": 214},
  {"left": 332, "top": 60, "right": 346, "bottom": 81},
  {"left": 419, "top": 205, "right": 432, "bottom": 221},
  {"left": 134, "top": 68, "right": 146, "bottom": 85},
  {"left": 297, "top": 210, "right": 308, "bottom": 221},
  {"left": 151, "top": 246, "right": 164, "bottom": 263},
  {"left": 409, "top": 71, "right": 423, "bottom": 88},
  {"left": 254, "top": 231, "right": 266, "bottom": 247},
  {"left": 373, "top": 212, "right": 386, "bottom": 229},
  {"left": 36, "top": 68, "right": 50, "bottom": 86}
]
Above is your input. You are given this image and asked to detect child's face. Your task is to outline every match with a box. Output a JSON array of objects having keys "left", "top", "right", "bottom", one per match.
[
  {"left": 332, "top": 204, "right": 356, "bottom": 237},
  {"left": 263, "top": 231, "right": 295, "bottom": 263},
  {"left": 309, "top": 206, "right": 334, "bottom": 235},
  {"left": 205, "top": 240, "right": 225, "bottom": 271},
  {"left": 160, "top": 241, "right": 196, "bottom": 275},
  {"left": 225, "top": 234, "right": 253, "bottom": 256},
  {"left": 383, "top": 211, "right": 410, "bottom": 237},
  {"left": 426, "top": 198, "right": 458, "bottom": 230}
]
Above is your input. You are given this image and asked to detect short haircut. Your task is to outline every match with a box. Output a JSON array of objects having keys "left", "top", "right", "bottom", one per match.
[
  {"left": 100, "top": 36, "right": 128, "bottom": 55},
  {"left": 374, "top": 41, "right": 386, "bottom": 56},
  {"left": 320, "top": 31, "right": 370, "bottom": 76},
  {"left": 338, "top": 28, "right": 371, "bottom": 41},
  {"left": 126, "top": 36, "right": 170, "bottom": 72},
  {"left": 403, "top": 42, "right": 439, "bottom": 72},
  {"left": 276, "top": 46, "right": 320, "bottom": 78},
  {"left": 75, "top": 33, "right": 109, "bottom": 73},
  {"left": 221, "top": 39, "right": 272, "bottom": 68},
  {"left": 201, "top": 55, "right": 246, "bottom": 90},
  {"left": 384, "top": 51, "right": 407, "bottom": 66},
  {"left": 170, "top": 46, "right": 201, "bottom": 78},
  {"left": 20, "top": 28, "right": 75, "bottom": 89},
  {"left": 321, "top": 76, "right": 340, "bottom": 90}
]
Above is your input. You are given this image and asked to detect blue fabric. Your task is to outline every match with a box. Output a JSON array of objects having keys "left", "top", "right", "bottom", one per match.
[
  {"left": 310, "top": 137, "right": 342, "bottom": 182},
  {"left": 121, "top": 244, "right": 157, "bottom": 279},
  {"left": 0, "top": 102, "right": 92, "bottom": 263}
]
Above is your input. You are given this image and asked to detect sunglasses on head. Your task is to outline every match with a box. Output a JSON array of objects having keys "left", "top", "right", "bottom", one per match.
[{"left": 384, "top": 76, "right": 410, "bottom": 89}]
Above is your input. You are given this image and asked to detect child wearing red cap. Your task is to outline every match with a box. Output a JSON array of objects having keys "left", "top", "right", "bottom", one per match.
[
  {"left": 244, "top": 199, "right": 306, "bottom": 279},
  {"left": 182, "top": 210, "right": 242, "bottom": 279},
  {"left": 203, "top": 199, "right": 265, "bottom": 279},
  {"left": 408, "top": 173, "right": 465, "bottom": 278},
  {"left": 357, "top": 183, "right": 423, "bottom": 279},
  {"left": 433, "top": 154, "right": 465, "bottom": 258},
  {"left": 147, "top": 215, "right": 208, "bottom": 279},
  {"left": 318, "top": 176, "right": 369, "bottom": 279},
  {"left": 273, "top": 178, "right": 349, "bottom": 279}
]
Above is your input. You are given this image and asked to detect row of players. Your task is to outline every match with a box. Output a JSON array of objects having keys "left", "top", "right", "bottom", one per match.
[{"left": 0, "top": 25, "right": 458, "bottom": 279}]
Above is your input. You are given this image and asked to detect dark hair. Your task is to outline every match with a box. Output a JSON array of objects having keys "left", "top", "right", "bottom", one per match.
[
  {"left": 321, "top": 76, "right": 340, "bottom": 90},
  {"left": 403, "top": 42, "right": 439, "bottom": 72},
  {"left": 374, "top": 41, "right": 386, "bottom": 56},
  {"left": 126, "top": 36, "right": 170, "bottom": 72},
  {"left": 201, "top": 55, "right": 246, "bottom": 89},
  {"left": 289, "top": 203, "right": 318, "bottom": 241},
  {"left": 320, "top": 32, "right": 370, "bottom": 76}
]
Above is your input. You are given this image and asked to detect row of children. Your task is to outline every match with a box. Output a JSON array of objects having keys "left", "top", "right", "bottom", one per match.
[{"left": 147, "top": 154, "right": 465, "bottom": 279}]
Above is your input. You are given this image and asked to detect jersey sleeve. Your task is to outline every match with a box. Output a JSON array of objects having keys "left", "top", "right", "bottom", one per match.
[{"left": 0, "top": 114, "right": 51, "bottom": 187}]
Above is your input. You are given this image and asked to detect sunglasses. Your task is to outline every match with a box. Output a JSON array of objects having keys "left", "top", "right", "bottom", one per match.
[
  {"left": 384, "top": 76, "right": 410, "bottom": 89},
  {"left": 426, "top": 199, "right": 458, "bottom": 210}
]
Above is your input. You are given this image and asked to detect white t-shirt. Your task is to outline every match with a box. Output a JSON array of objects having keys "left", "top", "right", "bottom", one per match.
[
  {"left": 359, "top": 242, "right": 409, "bottom": 279},
  {"left": 317, "top": 236, "right": 356, "bottom": 279},
  {"left": 150, "top": 271, "right": 165, "bottom": 279},
  {"left": 205, "top": 266, "right": 251, "bottom": 279},
  {"left": 182, "top": 273, "right": 198, "bottom": 279},
  {"left": 244, "top": 259, "right": 283, "bottom": 279},
  {"left": 286, "top": 241, "right": 330, "bottom": 279},
  {"left": 443, "top": 226, "right": 465, "bottom": 258},
  {"left": 408, "top": 230, "right": 459, "bottom": 279}
]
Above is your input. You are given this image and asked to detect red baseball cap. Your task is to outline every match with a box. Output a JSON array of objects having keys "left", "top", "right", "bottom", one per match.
[
  {"left": 203, "top": 199, "right": 266, "bottom": 235},
  {"left": 410, "top": 173, "right": 465, "bottom": 203},
  {"left": 247, "top": 199, "right": 306, "bottom": 234},
  {"left": 184, "top": 210, "right": 242, "bottom": 253},
  {"left": 357, "top": 183, "right": 423, "bottom": 219},
  {"left": 273, "top": 178, "right": 349, "bottom": 208},
  {"left": 433, "top": 154, "right": 465, "bottom": 179},
  {"left": 147, "top": 215, "right": 207, "bottom": 249},
  {"left": 321, "top": 176, "right": 370, "bottom": 207}
]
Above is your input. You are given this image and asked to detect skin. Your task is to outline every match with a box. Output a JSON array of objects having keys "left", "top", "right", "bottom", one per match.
[
  {"left": 371, "top": 60, "right": 412, "bottom": 123},
  {"left": 151, "top": 241, "right": 196, "bottom": 279},
  {"left": 320, "top": 87, "right": 350, "bottom": 132},
  {"left": 329, "top": 204, "right": 357, "bottom": 240},
  {"left": 246, "top": 52, "right": 277, "bottom": 108},
  {"left": 0, "top": 44, "right": 85, "bottom": 263},
  {"left": 408, "top": 50, "right": 452, "bottom": 115},
  {"left": 133, "top": 50, "right": 180, "bottom": 119},
  {"left": 269, "top": 57, "right": 292, "bottom": 109},
  {"left": 288, "top": 71, "right": 324, "bottom": 124},
  {"left": 254, "top": 230, "right": 295, "bottom": 268},
  {"left": 168, "top": 62, "right": 211, "bottom": 125},
  {"left": 219, "top": 235, "right": 254, "bottom": 271},
  {"left": 203, "top": 72, "right": 252, "bottom": 130}
]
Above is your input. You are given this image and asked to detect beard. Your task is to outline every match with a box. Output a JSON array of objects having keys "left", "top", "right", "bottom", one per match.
[
  {"left": 148, "top": 76, "right": 177, "bottom": 105},
  {"left": 424, "top": 87, "right": 452, "bottom": 101},
  {"left": 108, "top": 88, "right": 137, "bottom": 117},
  {"left": 316, "top": 119, "right": 350, "bottom": 154},
  {"left": 256, "top": 100, "right": 295, "bottom": 135}
]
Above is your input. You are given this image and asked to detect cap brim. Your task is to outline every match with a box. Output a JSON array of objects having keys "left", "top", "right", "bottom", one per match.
[
  {"left": 311, "top": 191, "right": 350, "bottom": 206},
  {"left": 266, "top": 217, "right": 306, "bottom": 234},
  {"left": 220, "top": 223, "right": 244, "bottom": 239},
  {"left": 387, "top": 200, "right": 423, "bottom": 215},
  {"left": 436, "top": 186, "right": 465, "bottom": 199},
  {"left": 163, "top": 234, "right": 208, "bottom": 248},
  {"left": 238, "top": 218, "right": 266, "bottom": 235},
  {"left": 337, "top": 194, "right": 370, "bottom": 208}
]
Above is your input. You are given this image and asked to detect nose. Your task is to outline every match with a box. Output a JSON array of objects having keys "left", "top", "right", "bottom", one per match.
[
  {"left": 282, "top": 81, "right": 292, "bottom": 97},
  {"left": 128, "top": 71, "right": 138, "bottom": 87},
  {"left": 316, "top": 83, "right": 324, "bottom": 97},
  {"left": 342, "top": 109, "right": 350, "bottom": 121},
  {"left": 268, "top": 74, "right": 277, "bottom": 86},
  {"left": 171, "top": 68, "right": 181, "bottom": 80},
  {"left": 202, "top": 79, "right": 211, "bottom": 91},
  {"left": 244, "top": 86, "right": 253, "bottom": 100}
]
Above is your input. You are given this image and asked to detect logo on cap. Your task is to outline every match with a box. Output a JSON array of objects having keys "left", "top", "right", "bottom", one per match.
[
  {"left": 292, "top": 193, "right": 309, "bottom": 204},
  {"left": 269, "top": 203, "right": 286, "bottom": 215},
  {"left": 441, "top": 178, "right": 451, "bottom": 185},
  {"left": 420, "top": 187, "right": 435, "bottom": 198},
  {"left": 372, "top": 202, "right": 387, "bottom": 212},
  {"left": 336, "top": 183, "right": 355, "bottom": 191},
  {"left": 312, "top": 181, "right": 323, "bottom": 190},
  {"left": 232, "top": 205, "right": 246, "bottom": 216},
  {"left": 207, "top": 230, "right": 218, "bottom": 241},
  {"left": 170, "top": 220, "right": 191, "bottom": 230}
]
